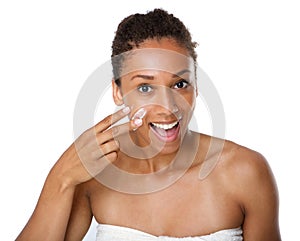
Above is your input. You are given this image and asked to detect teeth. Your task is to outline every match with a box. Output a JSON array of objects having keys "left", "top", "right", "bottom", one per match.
[{"left": 151, "top": 121, "right": 178, "bottom": 130}]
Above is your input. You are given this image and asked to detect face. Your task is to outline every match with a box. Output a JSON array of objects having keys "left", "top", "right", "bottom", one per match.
[{"left": 113, "top": 38, "right": 197, "bottom": 156}]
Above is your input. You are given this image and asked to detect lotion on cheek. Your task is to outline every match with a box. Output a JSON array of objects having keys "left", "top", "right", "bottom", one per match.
[
  {"left": 131, "top": 108, "right": 147, "bottom": 131},
  {"left": 131, "top": 107, "right": 147, "bottom": 120}
]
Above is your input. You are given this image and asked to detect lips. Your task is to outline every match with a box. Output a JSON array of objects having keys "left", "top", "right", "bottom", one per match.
[{"left": 149, "top": 120, "right": 180, "bottom": 142}]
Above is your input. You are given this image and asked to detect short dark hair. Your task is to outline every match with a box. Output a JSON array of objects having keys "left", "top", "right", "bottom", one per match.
[{"left": 111, "top": 8, "right": 198, "bottom": 86}]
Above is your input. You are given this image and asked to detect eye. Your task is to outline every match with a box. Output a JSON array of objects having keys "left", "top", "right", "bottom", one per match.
[
  {"left": 174, "top": 80, "right": 189, "bottom": 89},
  {"left": 137, "top": 84, "right": 153, "bottom": 93}
]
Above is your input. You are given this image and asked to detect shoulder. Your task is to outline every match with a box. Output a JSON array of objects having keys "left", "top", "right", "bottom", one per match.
[
  {"left": 193, "top": 133, "right": 275, "bottom": 185},
  {"left": 220, "top": 141, "right": 271, "bottom": 177},
  {"left": 214, "top": 142, "right": 281, "bottom": 239},
  {"left": 215, "top": 140, "right": 279, "bottom": 210},
  {"left": 194, "top": 133, "right": 278, "bottom": 204},
  {"left": 220, "top": 140, "right": 275, "bottom": 184},
  {"left": 194, "top": 133, "right": 273, "bottom": 181}
]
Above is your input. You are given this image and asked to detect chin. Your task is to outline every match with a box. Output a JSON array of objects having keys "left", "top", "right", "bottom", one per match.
[
  {"left": 156, "top": 140, "right": 181, "bottom": 156},
  {"left": 148, "top": 121, "right": 184, "bottom": 156}
]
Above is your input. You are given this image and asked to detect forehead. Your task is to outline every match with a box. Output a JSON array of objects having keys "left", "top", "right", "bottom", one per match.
[{"left": 120, "top": 48, "right": 195, "bottom": 78}]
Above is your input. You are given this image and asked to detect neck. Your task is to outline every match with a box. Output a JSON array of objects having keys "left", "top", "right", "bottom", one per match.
[
  {"left": 115, "top": 130, "right": 199, "bottom": 174},
  {"left": 117, "top": 151, "right": 176, "bottom": 174},
  {"left": 96, "top": 131, "right": 201, "bottom": 194}
]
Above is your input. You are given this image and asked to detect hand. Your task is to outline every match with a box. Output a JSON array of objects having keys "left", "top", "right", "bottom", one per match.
[{"left": 50, "top": 106, "right": 142, "bottom": 187}]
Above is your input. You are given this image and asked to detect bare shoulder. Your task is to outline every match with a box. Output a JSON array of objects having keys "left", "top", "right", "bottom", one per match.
[
  {"left": 196, "top": 134, "right": 274, "bottom": 182},
  {"left": 214, "top": 139, "right": 281, "bottom": 240},
  {"left": 191, "top": 133, "right": 276, "bottom": 189},
  {"left": 218, "top": 140, "right": 276, "bottom": 187}
]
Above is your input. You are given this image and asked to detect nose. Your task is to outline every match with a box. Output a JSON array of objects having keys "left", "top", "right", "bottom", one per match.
[{"left": 155, "top": 86, "right": 179, "bottom": 115}]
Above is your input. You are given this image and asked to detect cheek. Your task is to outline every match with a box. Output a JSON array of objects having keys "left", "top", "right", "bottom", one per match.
[
  {"left": 118, "top": 85, "right": 139, "bottom": 106},
  {"left": 177, "top": 90, "right": 196, "bottom": 110},
  {"left": 186, "top": 93, "right": 196, "bottom": 107},
  {"left": 121, "top": 89, "right": 152, "bottom": 119},
  {"left": 122, "top": 92, "right": 150, "bottom": 112}
]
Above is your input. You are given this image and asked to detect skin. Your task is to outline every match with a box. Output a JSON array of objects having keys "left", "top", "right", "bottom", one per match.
[{"left": 16, "top": 38, "right": 281, "bottom": 241}]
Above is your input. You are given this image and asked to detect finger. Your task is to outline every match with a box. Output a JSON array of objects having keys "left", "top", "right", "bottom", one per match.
[
  {"left": 104, "top": 151, "right": 118, "bottom": 162},
  {"left": 94, "top": 106, "right": 131, "bottom": 133},
  {"left": 97, "top": 118, "right": 143, "bottom": 143},
  {"left": 88, "top": 152, "right": 118, "bottom": 177},
  {"left": 98, "top": 151, "right": 118, "bottom": 166},
  {"left": 98, "top": 140, "right": 119, "bottom": 158}
]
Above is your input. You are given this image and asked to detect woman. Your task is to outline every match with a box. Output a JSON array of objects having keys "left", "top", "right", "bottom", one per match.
[{"left": 16, "top": 9, "right": 281, "bottom": 241}]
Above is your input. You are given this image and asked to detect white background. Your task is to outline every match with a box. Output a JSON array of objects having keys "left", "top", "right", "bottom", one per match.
[{"left": 1, "top": 0, "right": 299, "bottom": 240}]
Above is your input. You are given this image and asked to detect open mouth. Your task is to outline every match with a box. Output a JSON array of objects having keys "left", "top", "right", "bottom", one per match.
[{"left": 149, "top": 120, "right": 180, "bottom": 142}]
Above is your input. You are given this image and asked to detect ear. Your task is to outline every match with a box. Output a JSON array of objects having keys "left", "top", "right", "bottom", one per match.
[{"left": 112, "top": 80, "right": 124, "bottom": 106}]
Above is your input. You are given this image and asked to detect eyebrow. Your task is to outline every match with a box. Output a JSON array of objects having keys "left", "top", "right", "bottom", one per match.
[
  {"left": 131, "top": 74, "right": 154, "bottom": 81},
  {"left": 130, "top": 69, "right": 191, "bottom": 81},
  {"left": 173, "top": 69, "right": 191, "bottom": 77}
]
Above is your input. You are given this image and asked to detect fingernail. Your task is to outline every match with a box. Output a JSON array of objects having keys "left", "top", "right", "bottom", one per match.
[
  {"left": 133, "top": 118, "right": 142, "bottom": 126},
  {"left": 131, "top": 108, "right": 147, "bottom": 120},
  {"left": 122, "top": 106, "right": 130, "bottom": 114}
]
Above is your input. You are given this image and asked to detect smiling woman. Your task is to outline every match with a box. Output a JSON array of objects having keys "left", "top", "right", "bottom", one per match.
[{"left": 15, "top": 8, "right": 281, "bottom": 241}]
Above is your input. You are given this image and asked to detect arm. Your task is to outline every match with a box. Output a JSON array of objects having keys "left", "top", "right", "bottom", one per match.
[
  {"left": 16, "top": 167, "right": 76, "bottom": 241},
  {"left": 237, "top": 150, "right": 281, "bottom": 241},
  {"left": 15, "top": 142, "right": 95, "bottom": 241},
  {"left": 16, "top": 167, "right": 93, "bottom": 241},
  {"left": 16, "top": 107, "right": 136, "bottom": 241},
  {"left": 65, "top": 183, "right": 93, "bottom": 241}
]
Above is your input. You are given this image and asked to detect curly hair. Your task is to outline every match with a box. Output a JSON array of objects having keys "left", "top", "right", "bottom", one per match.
[{"left": 111, "top": 8, "right": 198, "bottom": 86}]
